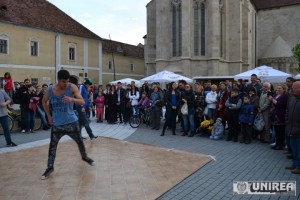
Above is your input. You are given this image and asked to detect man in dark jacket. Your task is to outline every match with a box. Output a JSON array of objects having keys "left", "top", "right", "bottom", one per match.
[
  {"left": 15, "top": 78, "right": 30, "bottom": 132},
  {"left": 285, "top": 81, "right": 300, "bottom": 174},
  {"left": 115, "top": 82, "right": 125, "bottom": 124}
]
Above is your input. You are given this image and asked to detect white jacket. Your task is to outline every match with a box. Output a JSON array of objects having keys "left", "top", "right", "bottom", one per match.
[
  {"left": 205, "top": 91, "right": 217, "bottom": 109},
  {"left": 129, "top": 90, "right": 140, "bottom": 106}
]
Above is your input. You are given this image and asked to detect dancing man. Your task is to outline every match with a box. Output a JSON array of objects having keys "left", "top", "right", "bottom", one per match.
[{"left": 41, "top": 70, "right": 94, "bottom": 180}]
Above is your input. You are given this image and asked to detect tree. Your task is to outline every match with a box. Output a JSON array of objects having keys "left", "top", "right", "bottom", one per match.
[{"left": 292, "top": 43, "right": 300, "bottom": 72}]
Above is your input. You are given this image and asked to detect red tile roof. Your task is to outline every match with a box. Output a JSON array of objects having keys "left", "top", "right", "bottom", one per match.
[
  {"left": 251, "top": 0, "right": 300, "bottom": 10},
  {"left": 102, "top": 39, "right": 144, "bottom": 58},
  {"left": 0, "top": 0, "right": 101, "bottom": 40}
]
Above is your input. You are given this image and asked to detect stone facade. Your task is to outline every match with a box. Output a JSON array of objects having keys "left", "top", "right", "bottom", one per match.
[{"left": 145, "top": 0, "right": 300, "bottom": 78}]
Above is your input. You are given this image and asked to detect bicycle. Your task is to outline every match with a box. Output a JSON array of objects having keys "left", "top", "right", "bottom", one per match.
[
  {"left": 129, "top": 106, "right": 151, "bottom": 128},
  {"left": 0, "top": 108, "right": 42, "bottom": 134}
]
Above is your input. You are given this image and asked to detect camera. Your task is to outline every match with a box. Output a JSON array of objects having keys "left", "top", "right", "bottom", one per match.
[{"left": 267, "top": 91, "right": 274, "bottom": 97}]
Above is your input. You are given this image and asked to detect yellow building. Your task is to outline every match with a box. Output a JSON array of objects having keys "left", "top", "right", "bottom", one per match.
[
  {"left": 0, "top": 0, "right": 145, "bottom": 85},
  {"left": 101, "top": 39, "right": 145, "bottom": 84}
]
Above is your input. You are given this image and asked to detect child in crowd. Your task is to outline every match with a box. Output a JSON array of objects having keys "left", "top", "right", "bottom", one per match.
[
  {"left": 238, "top": 95, "right": 254, "bottom": 144},
  {"left": 199, "top": 119, "right": 214, "bottom": 136},
  {"left": 210, "top": 118, "right": 224, "bottom": 140},
  {"left": 94, "top": 90, "right": 105, "bottom": 122},
  {"left": 137, "top": 91, "right": 150, "bottom": 115}
]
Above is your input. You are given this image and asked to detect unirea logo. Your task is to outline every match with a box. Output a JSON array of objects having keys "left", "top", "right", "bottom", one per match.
[{"left": 233, "top": 181, "right": 296, "bottom": 196}]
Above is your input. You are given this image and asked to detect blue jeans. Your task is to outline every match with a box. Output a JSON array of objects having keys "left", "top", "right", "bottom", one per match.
[
  {"left": 0, "top": 116, "right": 12, "bottom": 144},
  {"left": 37, "top": 106, "right": 48, "bottom": 127},
  {"left": 25, "top": 110, "right": 35, "bottom": 131},
  {"left": 290, "top": 136, "right": 300, "bottom": 169},
  {"left": 183, "top": 113, "right": 195, "bottom": 133},
  {"left": 207, "top": 108, "right": 215, "bottom": 120},
  {"left": 76, "top": 107, "right": 95, "bottom": 138}
]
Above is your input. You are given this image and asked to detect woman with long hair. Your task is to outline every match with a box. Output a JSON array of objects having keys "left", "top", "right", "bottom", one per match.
[{"left": 161, "top": 82, "right": 180, "bottom": 136}]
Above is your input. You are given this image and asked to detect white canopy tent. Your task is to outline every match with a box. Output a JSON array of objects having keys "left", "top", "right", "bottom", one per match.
[
  {"left": 140, "top": 70, "right": 193, "bottom": 83},
  {"left": 110, "top": 78, "right": 142, "bottom": 86},
  {"left": 234, "top": 65, "right": 291, "bottom": 83},
  {"left": 295, "top": 74, "right": 300, "bottom": 80}
]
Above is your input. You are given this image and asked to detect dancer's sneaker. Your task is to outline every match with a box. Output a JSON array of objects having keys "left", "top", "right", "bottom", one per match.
[
  {"left": 82, "top": 157, "right": 95, "bottom": 166},
  {"left": 41, "top": 167, "right": 54, "bottom": 180},
  {"left": 90, "top": 136, "right": 98, "bottom": 140},
  {"left": 6, "top": 142, "right": 18, "bottom": 147}
]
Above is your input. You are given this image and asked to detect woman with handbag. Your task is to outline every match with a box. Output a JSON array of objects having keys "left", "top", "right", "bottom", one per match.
[
  {"left": 181, "top": 84, "right": 196, "bottom": 137},
  {"left": 161, "top": 82, "right": 180, "bottom": 136}
]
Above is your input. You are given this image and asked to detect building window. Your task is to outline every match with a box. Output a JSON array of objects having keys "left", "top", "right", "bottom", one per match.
[
  {"left": 194, "top": 2, "right": 199, "bottom": 56},
  {"left": 220, "top": 0, "right": 225, "bottom": 58},
  {"left": 30, "top": 41, "right": 38, "bottom": 56},
  {"left": 108, "top": 61, "right": 113, "bottom": 70},
  {"left": 193, "top": 0, "right": 206, "bottom": 56},
  {"left": 69, "top": 47, "right": 75, "bottom": 61},
  {"left": 0, "top": 39, "right": 8, "bottom": 54},
  {"left": 172, "top": 0, "right": 182, "bottom": 57},
  {"left": 130, "top": 64, "right": 134, "bottom": 72},
  {"left": 200, "top": 2, "right": 206, "bottom": 56}
]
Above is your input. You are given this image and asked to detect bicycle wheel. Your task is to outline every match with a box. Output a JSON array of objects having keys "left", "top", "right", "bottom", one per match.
[
  {"left": 0, "top": 115, "right": 14, "bottom": 135},
  {"left": 34, "top": 114, "right": 42, "bottom": 131},
  {"left": 129, "top": 115, "right": 141, "bottom": 128}
]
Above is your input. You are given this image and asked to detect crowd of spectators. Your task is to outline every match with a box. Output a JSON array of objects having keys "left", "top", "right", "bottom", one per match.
[{"left": 2, "top": 71, "right": 300, "bottom": 174}]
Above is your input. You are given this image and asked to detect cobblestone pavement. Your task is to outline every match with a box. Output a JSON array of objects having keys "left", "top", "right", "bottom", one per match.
[
  {"left": 125, "top": 126, "right": 300, "bottom": 200},
  {"left": 1, "top": 119, "right": 299, "bottom": 200}
]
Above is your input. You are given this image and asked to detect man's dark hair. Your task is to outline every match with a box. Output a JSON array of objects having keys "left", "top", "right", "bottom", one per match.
[
  {"left": 243, "top": 95, "right": 250, "bottom": 100},
  {"left": 57, "top": 70, "right": 70, "bottom": 80},
  {"left": 42, "top": 84, "right": 48, "bottom": 87},
  {"left": 251, "top": 74, "right": 258, "bottom": 78},
  {"left": 24, "top": 78, "right": 30, "bottom": 82},
  {"left": 286, "top": 77, "right": 295, "bottom": 82},
  {"left": 178, "top": 80, "right": 187, "bottom": 85}
]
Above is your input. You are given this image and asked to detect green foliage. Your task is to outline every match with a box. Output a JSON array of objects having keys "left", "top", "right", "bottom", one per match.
[{"left": 292, "top": 43, "right": 300, "bottom": 72}]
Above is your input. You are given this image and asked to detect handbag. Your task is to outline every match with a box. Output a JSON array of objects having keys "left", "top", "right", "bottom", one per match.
[
  {"left": 253, "top": 113, "right": 265, "bottom": 131},
  {"left": 126, "top": 101, "right": 132, "bottom": 108},
  {"left": 181, "top": 102, "right": 188, "bottom": 115},
  {"left": 155, "top": 100, "right": 165, "bottom": 107}
]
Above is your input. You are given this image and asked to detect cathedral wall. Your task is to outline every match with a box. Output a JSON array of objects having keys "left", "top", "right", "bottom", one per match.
[{"left": 257, "top": 5, "right": 300, "bottom": 59}]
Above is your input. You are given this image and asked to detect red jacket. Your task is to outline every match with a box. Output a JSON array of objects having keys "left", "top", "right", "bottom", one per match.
[{"left": 3, "top": 78, "right": 13, "bottom": 90}]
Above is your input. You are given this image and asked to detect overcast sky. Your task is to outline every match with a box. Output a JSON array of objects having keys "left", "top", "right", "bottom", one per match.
[{"left": 48, "top": 0, "right": 149, "bottom": 46}]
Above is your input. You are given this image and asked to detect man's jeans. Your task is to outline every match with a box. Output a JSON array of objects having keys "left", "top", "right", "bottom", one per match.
[
  {"left": 76, "top": 107, "right": 95, "bottom": 138},
  {"left": 47, "top": 121, "right": 87, "bottom": 168},
  {"left": 290, "top": 136, "right": 300, "bottom": 169},
  {"left": 25, "top": 110, "right": 35, "bottom": 131},
  {"left": 183, "top": 113, "right": 195, "bottom": 133},
  {"left": 37, "top": 106, "right": 48, "bottom": 128},
  {"left": 0, "top": 116, "right": 12, "bottom": 144}
]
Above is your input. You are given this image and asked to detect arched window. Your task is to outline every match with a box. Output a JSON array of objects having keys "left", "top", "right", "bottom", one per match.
[
  {"left": 0, "top": 34, "right": 9, "bottom": 54},
  {"left": 171, "top": 0, "right": 182, "bottom": 57},
  {"left": 193, "top": 0, "right": 206, "bottom": 56},
  {"left": 220, "top": 0, "right": 225, "bottom": 58},
  {"left": 193, "top": 2, "right": 199, "bottom": 55},
  {"left": 200, "top": 2, "right": 206, "bottom": 56}
]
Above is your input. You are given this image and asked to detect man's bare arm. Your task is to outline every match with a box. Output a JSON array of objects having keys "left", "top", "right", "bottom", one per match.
[{"left": 71, "top": 84, "right": 85, "bottom": 105}]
